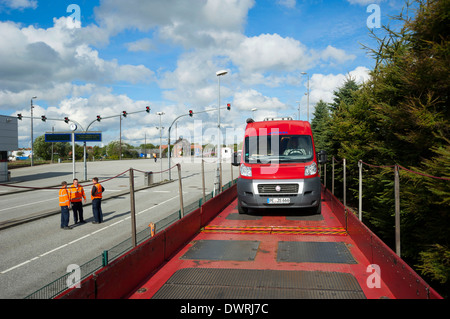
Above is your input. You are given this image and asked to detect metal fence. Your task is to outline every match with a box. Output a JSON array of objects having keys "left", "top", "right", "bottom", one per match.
[{"left": 24, "top": 179, "right": 234, "bottom": 299}]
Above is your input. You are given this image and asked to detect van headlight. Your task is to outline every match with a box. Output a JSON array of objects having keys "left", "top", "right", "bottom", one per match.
[
  {"left": 240, "top": 164, "right": 252, "bottom": 177},
  {"left": 305, "top": 162, "right": 317, "bottom": 176}
]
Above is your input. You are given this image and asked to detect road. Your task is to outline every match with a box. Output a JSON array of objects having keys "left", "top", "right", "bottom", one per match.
[{"left": 0, "top": 157, "right": 238, "bottom": 299}]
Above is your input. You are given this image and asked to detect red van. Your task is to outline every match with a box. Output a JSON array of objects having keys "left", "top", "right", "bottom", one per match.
[{"left": 232, "top": 117, "right": 327, "bottom": 214}]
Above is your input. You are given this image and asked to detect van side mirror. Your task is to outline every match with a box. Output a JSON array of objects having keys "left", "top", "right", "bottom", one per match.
[
  {"left": 318, "top": 150, "right": 328, "bottom": 164},
  {"left": 232, "top": 152, "right": 240, "bottom": 166}
]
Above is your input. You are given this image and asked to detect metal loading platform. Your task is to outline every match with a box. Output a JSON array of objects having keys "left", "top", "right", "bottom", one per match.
[
  {"left": 128, "top": 197, "right": 392, "bottom": 299},
  {"left": 57, "top": 184, "right": 441, "bottom": 300}
]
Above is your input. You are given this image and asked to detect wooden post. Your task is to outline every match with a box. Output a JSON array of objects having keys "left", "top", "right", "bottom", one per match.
[
  {"left": 394, "top": 165, "right": 401, "bottom": 257},
  {"left": 177, "top": 164, "right": 184, "bottom": 218},
  {"left": 129, "top": 168, "right": 137, "bottom": 248}
]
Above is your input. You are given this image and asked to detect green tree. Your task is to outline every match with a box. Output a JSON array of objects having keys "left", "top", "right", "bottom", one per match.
[
  {"left": 311, "top": 99, "right": 331, "bottom": 153},
  {"left": 329, "top": 0, "right": 450, "bottom": 296},
  {"left": 33, "top": 135, "right": 71, "bottom": 161}
]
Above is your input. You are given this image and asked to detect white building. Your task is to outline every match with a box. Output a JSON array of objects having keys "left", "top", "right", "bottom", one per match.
[{"left": 0, "top": 115, "right": 18, "bottom": 182}]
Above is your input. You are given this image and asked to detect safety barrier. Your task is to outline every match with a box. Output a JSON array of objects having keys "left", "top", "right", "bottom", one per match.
[
  {"left": 20, "top": 160, "right": 235, "bottom": 299},
  {"left": 321, "top": 157, "right": 449, "bottom": 257},
  {"left": 55, "top": 183, "right": 237, "bottom": 299},
  {"left": 322, "top": 186, "right": 442, "bottom": 299}
]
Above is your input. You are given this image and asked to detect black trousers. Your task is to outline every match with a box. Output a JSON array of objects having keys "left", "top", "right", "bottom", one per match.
[
  {"left": 72, "top": 201, "right": 84, "bottom": 223},
  {"left": 92, "top": 198, "right": 103, "bottom": 223}
]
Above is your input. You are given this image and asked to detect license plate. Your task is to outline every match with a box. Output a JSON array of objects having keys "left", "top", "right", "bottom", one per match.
[{"left": 267, "top": 198, "right": 290, "bottom": 204}]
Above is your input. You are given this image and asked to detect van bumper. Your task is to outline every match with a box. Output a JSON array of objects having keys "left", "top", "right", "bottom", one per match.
[{"left": 237, "top": 177, "right": 321, "bottom": 209}]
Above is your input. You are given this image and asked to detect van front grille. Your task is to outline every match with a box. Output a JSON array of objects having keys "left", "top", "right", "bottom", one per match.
[{"left": 257, "top": 184, "right": 299, "bottom": 194}]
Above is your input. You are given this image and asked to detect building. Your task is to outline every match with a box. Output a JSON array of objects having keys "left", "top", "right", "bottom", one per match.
[
  {"left": 172, "top": 138, "right": 190, "bottom": 158},
  {"left": 190, "top": 144, "right": 203, "bottom": 157},
  {"left": 0, "top": 115, "right": 18, "bottom": 182}
]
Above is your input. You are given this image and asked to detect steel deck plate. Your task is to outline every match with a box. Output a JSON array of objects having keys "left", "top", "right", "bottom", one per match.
[
  {"left": 226, "top": 212, "right": 262, "bottom": 220},
  {"left": 152, "top": 268, "right": 366, "bottom": 299},
  {"left": 180, "top": 240, "right": 260, "bottom": 261},
  {"left": 277, "top": 241, "right": 357, "bottom": 264}
]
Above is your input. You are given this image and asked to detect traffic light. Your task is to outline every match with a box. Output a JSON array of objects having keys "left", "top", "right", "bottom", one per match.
[
  {"left": 146, "top": 106, "right": 150, "bottom": 113},
  {"left": 227, "top": 103, "right": 231, "bottom": 111},
  {"left": 96, "top": 115, "right": 101, "bottom": 122},
  {"left": 41, "top": 115, "right": 47, "bottom": 122},
  {"left": 64, "top": 117, "right": 69, "bottom": 123},
  {"left": 189, "top": 110, "right": 193, "bottom": 117},
  {"left": 122, "top": 111, "right": 127, "bottom": 117},
  {"left": 17, "top": 114, "right": 22, "bottom": 120}
]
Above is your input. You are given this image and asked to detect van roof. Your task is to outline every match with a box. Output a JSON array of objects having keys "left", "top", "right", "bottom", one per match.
[{"left": 244, "top": 119, "right": 312, "bottom": 137}]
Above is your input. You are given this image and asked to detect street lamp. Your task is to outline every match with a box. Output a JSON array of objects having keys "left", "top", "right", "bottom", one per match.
[
  {"left": 156, "top": 111, "right": 165, "bottom": 180},
  {"left": 301, "top": 72, "right": 310, "bottom": 122},
  {"left": 30, "top": 96, "right": 37, "bottom": 166},
  {"left": 216, "top": 70, "right": 227, "bottom": 194}
]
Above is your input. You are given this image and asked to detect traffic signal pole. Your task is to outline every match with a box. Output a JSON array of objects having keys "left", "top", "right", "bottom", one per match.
[
  {"left": 167, "top": 106, "right": 230, "bottom": 181},
  {"left": 83, "top": 108, "right": 150, "bottom": 180}
]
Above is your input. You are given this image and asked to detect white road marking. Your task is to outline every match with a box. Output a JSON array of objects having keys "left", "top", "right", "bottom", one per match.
[
  {"left": 0, "top": 198, "right": 55, "bottom": 212},
  {"left": 0, "top": 195, "right": 179, "bottom": 274}
]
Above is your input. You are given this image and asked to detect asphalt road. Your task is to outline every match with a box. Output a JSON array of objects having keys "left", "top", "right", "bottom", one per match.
[{"left": 0, "top": 157, "right": 238, "bottom": 299}]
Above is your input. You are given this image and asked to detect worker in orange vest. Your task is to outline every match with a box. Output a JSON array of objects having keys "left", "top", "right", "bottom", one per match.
[
  {"left": 70, "top": 178, "right": 86, "bottom": 224},
  {"left": 91, "top": 177, "right": 105, "bottom": 224},
  {"left": 59, "top": 181, "right": 72, "bottom": 230}
]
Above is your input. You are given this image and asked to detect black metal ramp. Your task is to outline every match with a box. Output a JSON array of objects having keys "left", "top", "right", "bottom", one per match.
[
  {"left": 180, "top": 240, "right": 260, "bottom": 261},
  {"left": 152, "top": 268, "right": 366, "bottom": 299},
  {"left": 277, "top": 242, "right": 357, "bottom": 264}
]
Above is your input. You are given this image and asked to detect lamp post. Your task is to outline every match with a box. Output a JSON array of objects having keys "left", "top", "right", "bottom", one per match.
[
  {"left": 216, "top": 70, "right": 227, "bottom": 194},
  {"left": 301, "top": 72, "right": 310, "bottom": 122},
  {"left": 156, "top": 111, "right": 165, "bottom": 180},
  {"left": 30, "top": 96, "right": 37, "bottom": 166}
]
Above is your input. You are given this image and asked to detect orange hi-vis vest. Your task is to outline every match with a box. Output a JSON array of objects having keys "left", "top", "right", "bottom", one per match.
[
  {"left": 70, "top": 184, "right": 85, "bottom": 202},
  {"left": 91, "top": 183, "right": 103, "bottom": 200},
  {"left": 59, "top": 187, "right": 71, "bottom": 207}
]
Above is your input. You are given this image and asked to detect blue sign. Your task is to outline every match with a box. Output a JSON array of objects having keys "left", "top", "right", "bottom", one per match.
[
  {"left": 45, "top": 133, "right": 71, "bottom": 142},
  {"left": 74, "top": 133, "right": 102, "bottom": 142}
]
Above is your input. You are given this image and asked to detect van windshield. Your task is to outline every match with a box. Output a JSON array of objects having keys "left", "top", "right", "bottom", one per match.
[{"left": 244, "top": 135, "right": 314, "bottom": 164}]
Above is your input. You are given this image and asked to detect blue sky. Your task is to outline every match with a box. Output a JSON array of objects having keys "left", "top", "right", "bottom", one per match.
[{"left": 0, "top": 0, "right": 407, "bottom": 148}]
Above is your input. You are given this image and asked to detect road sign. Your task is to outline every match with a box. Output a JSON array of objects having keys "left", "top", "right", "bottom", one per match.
[
  {"left": 74, "top": 132, "right": 102, "bottom": 142},
  {"left": 45, "top": 133, "right": 72, "bottom": 142}
]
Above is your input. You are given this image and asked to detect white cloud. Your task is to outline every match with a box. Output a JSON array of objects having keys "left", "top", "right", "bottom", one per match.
[
  {"left": 3, "top": 0, "right": 374, "bottom": 148},
  {"left": 125, "top": 38, "right": 154, "bottom": 52},
  {"left": 229, "top": 33, "right": 313, "bottom": 73},
  {"left": 0, "top": 18, "right": 154, "bottom": 107},
  {"left": 298, "top": 66, "right": 371, "bottom": 116},
  {"left": 95, "top": 0, "right": 255, "bottom": 49},
  {"left": 1, "top": 0, "right": 37, "bottom": 10},
  {"left": 320, "top": 45, "right": 356, "bottom": 65},
  {"left": 233, "top": 89, "right": 287, "bottom": 111}
]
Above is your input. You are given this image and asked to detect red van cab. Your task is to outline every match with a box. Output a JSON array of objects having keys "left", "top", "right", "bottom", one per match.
[{"left": 232, "top": 117, "right": 327, "bottom": 214}]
